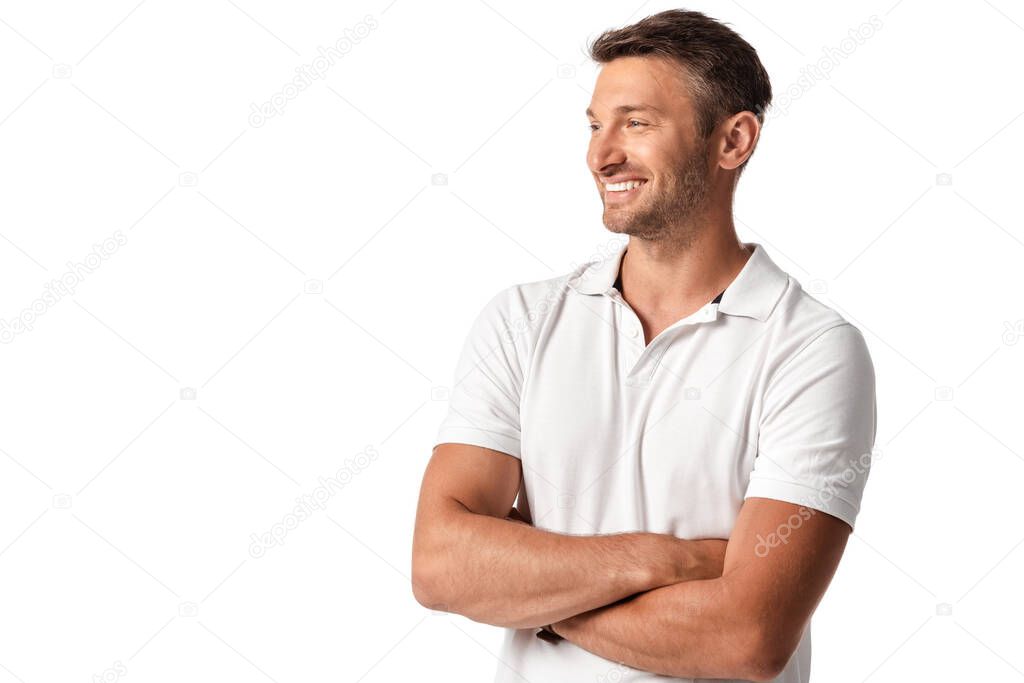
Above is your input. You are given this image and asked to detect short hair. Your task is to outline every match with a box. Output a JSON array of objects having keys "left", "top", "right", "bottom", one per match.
[{"left": 587, "top": 9, "right": 772, "bottom": 148}]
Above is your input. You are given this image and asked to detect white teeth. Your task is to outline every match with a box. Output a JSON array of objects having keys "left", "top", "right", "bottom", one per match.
[{"left": 606, "top": 180, "right": 645, "bottom": 192}]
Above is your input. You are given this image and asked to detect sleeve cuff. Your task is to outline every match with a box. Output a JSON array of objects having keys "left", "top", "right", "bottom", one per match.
[
  {"left": 433, "top": 427, "right": 521, "bottom": 460},
  {"left": 744, "top": 476, "right": 860, "bottom": 530}
]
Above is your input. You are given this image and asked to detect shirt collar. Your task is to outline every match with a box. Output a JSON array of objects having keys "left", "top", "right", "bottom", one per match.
[{"left": 567, "top": 239, "right": 789, "bottom": 322}]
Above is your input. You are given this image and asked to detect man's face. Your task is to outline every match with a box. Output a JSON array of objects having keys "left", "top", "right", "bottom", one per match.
[{"left": 586, "top": 56, "right": 712, "bottom": 242}]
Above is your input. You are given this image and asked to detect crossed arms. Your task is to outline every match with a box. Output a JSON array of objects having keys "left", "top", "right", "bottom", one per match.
[{"left": 411, "top": 442, "right": 852, "bottom": 681}]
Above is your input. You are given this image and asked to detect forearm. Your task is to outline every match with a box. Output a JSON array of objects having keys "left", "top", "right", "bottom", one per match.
[
  {"left": 551, "top": 498, "right": 852, "bottom": 681},
  {"left": 413, "top": 503, "right": 720, "bottom": 629},
  {"left": 552, "top": 577, "right": 776, "bottom": 681}
]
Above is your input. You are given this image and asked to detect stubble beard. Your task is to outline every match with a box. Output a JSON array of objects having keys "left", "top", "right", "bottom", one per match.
[{"left": 602, "top": 149, "right": 711, "bottom": 248}]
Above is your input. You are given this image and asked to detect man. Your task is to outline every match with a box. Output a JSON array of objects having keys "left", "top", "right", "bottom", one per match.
[{"left": 412, "top": 9, "right": 876, "bottom": 682}]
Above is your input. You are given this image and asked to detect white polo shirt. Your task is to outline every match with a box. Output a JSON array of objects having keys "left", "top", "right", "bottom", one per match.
[{"left": 434, "top": 238, "right": 877, "bottom": 683}]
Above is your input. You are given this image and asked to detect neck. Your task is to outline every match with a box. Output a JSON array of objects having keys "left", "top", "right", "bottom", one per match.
[{"left": 618, "top": 214, "right": 751, "bottom": 313}]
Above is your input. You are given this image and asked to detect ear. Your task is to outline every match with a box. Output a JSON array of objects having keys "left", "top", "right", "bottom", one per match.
[{"left": 716, "top": 111, "right": 761, "bottom": 171}]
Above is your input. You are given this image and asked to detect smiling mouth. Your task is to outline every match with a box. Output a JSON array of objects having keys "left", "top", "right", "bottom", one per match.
[{"left": 604, "top": 179, "right": 647, "bottom": 201}]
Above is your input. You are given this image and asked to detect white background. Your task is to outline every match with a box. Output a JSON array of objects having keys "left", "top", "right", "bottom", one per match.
[{"left": 1, "top": 0, "right": 1022, "bottom": 681}]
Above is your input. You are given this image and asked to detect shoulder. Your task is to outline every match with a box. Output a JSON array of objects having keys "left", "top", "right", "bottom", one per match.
[
  {"left": 474, "top": 269, "right": 582, "bottom": 341},
  {"left": 766, "top": 279, "right": 873, "bottom": 381}
]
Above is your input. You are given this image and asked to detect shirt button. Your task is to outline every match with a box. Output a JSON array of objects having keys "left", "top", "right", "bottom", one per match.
[{"left": 629, "top": 327, "right": 639, "bottom": 338}]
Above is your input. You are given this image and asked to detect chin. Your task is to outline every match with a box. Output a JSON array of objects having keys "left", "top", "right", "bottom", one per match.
[{"left": 602, "top": 218, "right": 641, "bottom": 236}]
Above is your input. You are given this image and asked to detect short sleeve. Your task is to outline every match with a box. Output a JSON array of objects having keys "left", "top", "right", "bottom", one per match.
[
  {"left": 744, "top": 323, "right": 877, "bottom": 530},
  {"left": 433, "top": 287, "right": 524, "bottom": 459}
]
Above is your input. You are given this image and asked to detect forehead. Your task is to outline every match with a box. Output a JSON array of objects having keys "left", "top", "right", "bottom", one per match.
[{"left": 588, "top": 56, "right": 692, "bottom": 115}]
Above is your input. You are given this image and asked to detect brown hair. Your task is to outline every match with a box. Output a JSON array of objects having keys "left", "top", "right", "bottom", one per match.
[{"left": 587, "top": 9, "right": 772, "bottom": 146}]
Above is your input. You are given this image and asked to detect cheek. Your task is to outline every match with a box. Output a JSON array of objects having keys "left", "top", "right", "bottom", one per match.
[{"left": 631, "top": 140, "right": 672, "bottom": 173}]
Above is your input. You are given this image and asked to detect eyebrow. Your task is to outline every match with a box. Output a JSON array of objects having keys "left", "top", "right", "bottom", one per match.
[{"left": 585, "top": 104, "right": 663, "bottom": 119}]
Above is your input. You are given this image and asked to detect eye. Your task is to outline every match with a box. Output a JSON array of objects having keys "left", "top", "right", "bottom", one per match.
[
  {"left": 589, "top": 123, "right": 600, "bottom": 132},
  {"left": 628, "top": 119, "right": 646, "bottom": 128}
]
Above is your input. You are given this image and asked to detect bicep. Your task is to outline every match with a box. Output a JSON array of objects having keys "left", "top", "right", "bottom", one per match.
[
  {"left": 411, "top": 443, "right": 522, "bottom": 606},
  {"left": 720, "top": 324, "right": 871, "bottom": 650},
  {"left": 722, "top": 496, "right": 851, "bottom": 655},
  {"left": 415, "top": 442, "right": 522, "bottom": 521},
  {"left": 415, "top": 289, "right": 526, "bottom": 557}
]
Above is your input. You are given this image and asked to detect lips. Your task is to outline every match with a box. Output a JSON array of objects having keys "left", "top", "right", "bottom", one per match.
[{"left": 604, "top": 179, "right": 647, "bottom": 203}]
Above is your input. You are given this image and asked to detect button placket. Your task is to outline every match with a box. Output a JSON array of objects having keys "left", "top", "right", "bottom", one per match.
[
  {"left": 626, "top": 305, "right": 720, "bottom": 384},
  {"left": 619, "top": 307, "right": 646, "bottom": 379}
]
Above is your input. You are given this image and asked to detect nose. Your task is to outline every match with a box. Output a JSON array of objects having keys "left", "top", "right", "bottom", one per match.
[{"left": 587, "top": 128, "right": 626, "bottom": 176}]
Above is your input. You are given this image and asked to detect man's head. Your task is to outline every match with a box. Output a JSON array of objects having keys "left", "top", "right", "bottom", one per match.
[{"left": 585, "top": 10, "right": 772, "bottom": 243}]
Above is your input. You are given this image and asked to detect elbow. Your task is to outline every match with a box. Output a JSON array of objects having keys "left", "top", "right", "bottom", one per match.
[
  {"left": 411, "top": 509, "right": 463, "bottom": 613},
  {"left": 736, "top": 626, "right": 797, "bottom": 682},
  {"left": 413, "top": 548, "right": 527, "bottom": 629},
  {"left": 410, "top": 563, "right": 437, "bottom": 609},
  {"left": 411, "top": 534, "right": 451, "bottom": 612},
  {"left": 411, "top": 552, "right": 450, "bottom": 613},
  {"left": 661, "top": 620, "right": 793, "bottom": 681},
  {"left": 741, "top": 655, "right": 788, "bottom": 683}
]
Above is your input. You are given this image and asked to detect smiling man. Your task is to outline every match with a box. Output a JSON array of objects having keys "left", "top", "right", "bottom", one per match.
[{"left": 413, "top": 9, "right": 876, "bottom": 682}]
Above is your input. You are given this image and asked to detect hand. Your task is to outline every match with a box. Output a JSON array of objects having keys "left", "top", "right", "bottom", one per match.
[{"left": 547, "top": 615, "right": 575, "bottom": 640}]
